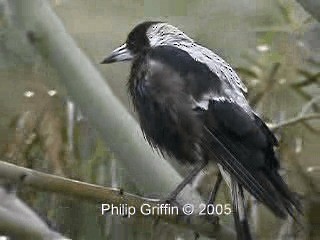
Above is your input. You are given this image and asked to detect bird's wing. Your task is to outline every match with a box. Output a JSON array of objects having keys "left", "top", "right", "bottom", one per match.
[
  {"left": 196, "top": 97, "right": 300, "bottom": 218},
  {"left": 169, "top": 41, "right": 299, "bottom": 216},
  {"left": 163, "top": 41, "right": 250, "bottom": 112},
  {"left": 142, "top": 46, "right": 300, "bottom": 217},
  {"left": 192, "top": 44, "right": 247, "bottom": 92}
]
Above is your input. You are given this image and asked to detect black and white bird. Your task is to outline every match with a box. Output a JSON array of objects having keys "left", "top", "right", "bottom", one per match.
[{"left": 101, "top": 21, "right": 301, "bottom": 239}]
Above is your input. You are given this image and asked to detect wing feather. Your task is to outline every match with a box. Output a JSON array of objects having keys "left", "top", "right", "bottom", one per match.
[
  {"left": 202, "top": 125, "right": 289, "bottom": 218},
  {"left": 196, "top": 97, "right": 301, "bottom": 218}
]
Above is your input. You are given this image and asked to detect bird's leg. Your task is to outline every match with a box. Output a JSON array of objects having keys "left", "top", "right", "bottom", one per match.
[
  {"left": 206, "top": 171, "right": 222, "bottom": 206},
  {"left": 165, "top": 160, "right": 207, "bottom": 203}
]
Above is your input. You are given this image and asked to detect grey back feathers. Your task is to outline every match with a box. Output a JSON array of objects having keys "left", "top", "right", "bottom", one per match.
[{"left": 146, "top": 23, "right": 251, "bottom": 113}]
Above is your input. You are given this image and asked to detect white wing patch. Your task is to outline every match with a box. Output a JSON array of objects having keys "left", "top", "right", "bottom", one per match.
[{"left": 191, "top": 92, "right": 235, "bottom": 110}]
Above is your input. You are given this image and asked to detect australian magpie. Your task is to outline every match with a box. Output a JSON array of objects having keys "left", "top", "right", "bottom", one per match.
[{"left": 101, "top": 21, "right": 301, "bottom": 239}]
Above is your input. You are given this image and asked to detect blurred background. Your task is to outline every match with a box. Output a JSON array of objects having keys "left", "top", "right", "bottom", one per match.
[{"left": 0, "top": 0, "right": 319, "bottom": 239}]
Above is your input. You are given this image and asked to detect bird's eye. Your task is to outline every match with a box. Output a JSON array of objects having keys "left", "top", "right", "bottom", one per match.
[{"left": 127, "top": 40, "right": 135, "bottom": 47}]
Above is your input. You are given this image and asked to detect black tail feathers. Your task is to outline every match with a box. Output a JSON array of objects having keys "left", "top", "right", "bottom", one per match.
[
  {"left": 232, "top": 181, "right": 253, "bottom": 240},
  {"left": 268, "top": 170, "right": 303, "bottom": 220}
]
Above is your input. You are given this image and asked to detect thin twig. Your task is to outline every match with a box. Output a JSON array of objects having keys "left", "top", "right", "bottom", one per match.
[
  {"left": 291, "top": 72, "right": 320, "bottom": 88},
  {"left": 269, "top": 113, "right": 320, "bottom": 131},
  {"left": 250, "top": 63, "right": 281, "bottom": 106},
  {"left": 296, "top": 0, "right": 320, "bottom": 23},
  {"left": 300, "top": 96, "right": 320, "bottom": 115}
]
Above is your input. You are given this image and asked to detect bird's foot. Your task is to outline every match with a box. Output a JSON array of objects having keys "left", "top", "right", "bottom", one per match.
[{"left": 157, "top": 195, "right": 181, "bottom": 209}]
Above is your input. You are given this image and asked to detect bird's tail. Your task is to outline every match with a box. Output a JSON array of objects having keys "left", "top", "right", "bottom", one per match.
[
  {"left": 265, "top": 169, "right": 302, "bottom": 220},
  {"left": 203, "top": 126, "right": 302, "bottom": 220},
  {"left": 219, "top": 165, "right": 253, "bottom": 240},
  {"left": 232, "top": 181, "right": 252, "bottom": 240}
]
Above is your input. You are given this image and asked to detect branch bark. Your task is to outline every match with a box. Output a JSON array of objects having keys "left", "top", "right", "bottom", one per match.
[
  {"left": 250, "top": 63, "right": 280, "bottom": 107},
  {"left": 269, "top": 113, "right": 320, "bottom": 131},
  {"left": 296, "top": 0, "right": 320, "bottom": 22},
  {"left": 0, "top": 160, "right": 235, "bottom": 239},
  {"left": 0, "top": 185, "right": 68, "bottom": 240}
]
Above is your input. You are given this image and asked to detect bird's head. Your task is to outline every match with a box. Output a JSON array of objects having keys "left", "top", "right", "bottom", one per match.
[{"left": 101, "top": 21, "right": 193, "bottom": 64}]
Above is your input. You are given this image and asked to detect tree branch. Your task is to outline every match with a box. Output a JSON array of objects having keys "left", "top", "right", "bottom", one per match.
[
  {"left": 296, "top": 0, "right": 320, "bottom": 22},
  {"left": 0, "top": 160, "right": 235, "bottom": 239},
  {"left": 269, "top": 113, "right": 320, "bottom": 131},
  {"left": 250, "top": 63, "right": 280, "bottom": 107},
  {"left": 0, "top": 185, "right": 69, "bottom": 240},
  {"left": 300, "top": 96, "right": 320, "bottom": 115}
]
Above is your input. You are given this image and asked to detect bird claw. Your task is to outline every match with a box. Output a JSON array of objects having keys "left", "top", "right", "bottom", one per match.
[{"left": 158, "top": 196, "right": 181, "bottom": 209}]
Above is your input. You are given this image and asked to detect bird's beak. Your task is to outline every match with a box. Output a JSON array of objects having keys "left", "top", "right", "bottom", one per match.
[{"left": 101, "top": 43, "right": 133, "bottom": 64}]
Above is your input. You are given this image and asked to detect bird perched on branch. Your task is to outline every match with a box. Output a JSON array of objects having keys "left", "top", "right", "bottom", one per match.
[{"left": 101, "top": 21, "right": 301, "bottom": 239}]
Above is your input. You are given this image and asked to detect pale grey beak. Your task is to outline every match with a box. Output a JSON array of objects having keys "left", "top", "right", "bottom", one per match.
[{"left": 101, "top": 43, "right": 133, "bottom": 64}]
